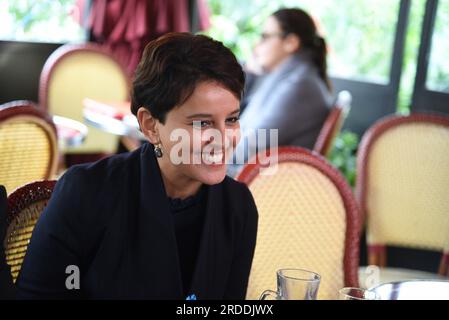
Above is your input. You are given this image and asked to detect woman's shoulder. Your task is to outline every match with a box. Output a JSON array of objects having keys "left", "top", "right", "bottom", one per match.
[
  {"left": 57, "top": 147, "right": 145, "bottom": 201},
  {"left": 221, "top": 176, "right": 258, "bottom": 213},
  {"left": 220, "top": 177, "right": 258, "bottom": 238},
  {"left": 286, "top": 63, "right": 321, "bottom": 85},
  {"left": 48, "top": 147, "right": 143, "bottom": 221},
  {"left": 221, "top": 175, "right": 251, "bottom": 195},
  {"left": 34, "top": 148, "right": 144, "bottom": 254},
  {"left": 281, "top": 65, "right": 332, "bottom": 104},
  {"left": 65, "top": 146, "right": 142, "bottom": 182}
]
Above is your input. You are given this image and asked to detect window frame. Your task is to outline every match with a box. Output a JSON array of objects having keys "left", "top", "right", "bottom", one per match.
[
  {"left": 412, "top": 0, "right": 449, "bottom": 114},
  {"left": 332, "top": 0, "right": 411, "bottom": 135}
]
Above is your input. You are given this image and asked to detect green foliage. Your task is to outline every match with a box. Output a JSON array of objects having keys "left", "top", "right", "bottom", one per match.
[
  {"left": 205, "top": 0, "right": 400, "bottom": 84},
  {"left": 328, "top": 131, "right": 359, "bottom": 187},
  {"left": 398, "top": 0, "right": 426, "bottom": 113},
  {"left": 203, "top": 0, "right": 272, "bottom": 60},
  {"left": 8, "top": 0, "right": 74, "bottom": 32},
  {"left": 426, "top": 0, "right": 449, "bottom": 93},
  {"left": 4, "top": 0, "right": 84, "bottom": 43}
]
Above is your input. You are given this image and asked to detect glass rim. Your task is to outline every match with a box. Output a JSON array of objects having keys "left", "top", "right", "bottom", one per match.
[
  {"left": 339, "top": 287, "right": 379, "bottom": 300},
  {"left": 277, "top": 268, "right": 321, "bottom": 282}
]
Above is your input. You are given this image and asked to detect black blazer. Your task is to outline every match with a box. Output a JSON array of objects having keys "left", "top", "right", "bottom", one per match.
[{"left": 16, "top": 143, "right": 258, "bottom": 300}]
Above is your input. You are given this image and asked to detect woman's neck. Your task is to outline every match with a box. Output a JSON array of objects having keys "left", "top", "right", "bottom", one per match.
[{"left": 157, "top": 159, "right": 202, "bottom": 200}]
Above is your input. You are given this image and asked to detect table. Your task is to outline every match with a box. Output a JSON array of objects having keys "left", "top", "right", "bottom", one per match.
[
  {"left": 82, "top": 98, "right": 145, "bottom": 140},
  {"left": 53, "top": 115, "right": 88, "bottom": 148},
  {"left": 371, "top": 280, "right": 449, "bottom": 300}
]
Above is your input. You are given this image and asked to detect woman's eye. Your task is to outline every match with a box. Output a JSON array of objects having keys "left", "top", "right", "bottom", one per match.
[
  {"left": 226, "top": 117, "right": 240, "bottom": 124},
  {"left": 192, "top": 120, "right": 211, "bottom": 128}
]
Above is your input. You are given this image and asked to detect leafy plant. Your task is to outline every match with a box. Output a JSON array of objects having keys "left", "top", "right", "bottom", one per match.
[
  {"left": 3, "top": 0, "right": 84, "bottom": 43},
  {"left": 328, "top": 131, "right": 359, "bottom": 187}
]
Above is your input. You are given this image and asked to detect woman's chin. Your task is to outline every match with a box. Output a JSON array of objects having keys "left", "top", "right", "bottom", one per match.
[{"left": 193, "top": 163, "right": 228, "bottom": 185}]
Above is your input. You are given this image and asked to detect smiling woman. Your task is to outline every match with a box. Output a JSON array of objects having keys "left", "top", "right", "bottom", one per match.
[
  {"left": 138, "top": 82, "right": 241, "bottom": 196},
  {"left": 15, "top": 33, "right": 258, "bottom": 300},
  {"left": 132, "top": 33, "right": 245, "bottom": 198}
]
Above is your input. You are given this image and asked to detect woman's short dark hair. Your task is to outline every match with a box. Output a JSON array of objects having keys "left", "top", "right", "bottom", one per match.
[{"left": 131, "top": 33, "right": 245, "bottom": 123}]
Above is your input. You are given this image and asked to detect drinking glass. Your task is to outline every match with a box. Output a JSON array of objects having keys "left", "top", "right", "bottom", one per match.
[
  {"left": 338, "top": 287, "right": 379, "bottom": 300},
  {"left": 260, "top": 268, "right": 321, "bottom": 300}
]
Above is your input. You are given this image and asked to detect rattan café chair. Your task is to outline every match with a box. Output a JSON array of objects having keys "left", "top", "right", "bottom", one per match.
[
  {"left": 3, "top": 180, "right": 56, "bottom": 282},
  {"left": 39, "top": 43, "right": 130, "bottom": 158},
  {"left": 0, "top": 102, "right": 58, "bottom": 194},
  {"left": 356, "top": 113, "right": 449, "bottom": 286},
  {"left": 236, "top": 147, "right": 361, "bottom": 300}
]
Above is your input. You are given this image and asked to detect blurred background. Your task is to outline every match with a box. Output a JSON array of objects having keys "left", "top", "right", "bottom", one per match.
[{"left": 1, "top": 0, "right": 448, "bottom": 187}]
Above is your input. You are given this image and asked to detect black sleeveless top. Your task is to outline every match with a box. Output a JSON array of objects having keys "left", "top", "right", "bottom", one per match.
[{"left": 169, "top": 185, "right": 207, "bottom": 296}]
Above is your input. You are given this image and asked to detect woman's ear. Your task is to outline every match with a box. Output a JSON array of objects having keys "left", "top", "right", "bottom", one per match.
[
  {"left": 284, "top": 34, "right": 301, "bottom": 53},
  {"left": 137, "top": 107, "right": 160, "bottom": 144}
]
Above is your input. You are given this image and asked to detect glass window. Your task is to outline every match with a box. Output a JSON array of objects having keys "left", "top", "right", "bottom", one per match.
[
  {"left": 206, "top": 0, "right": 401, "bottom": 84},
  {"left": 426, "top": 0, "right": 449, "bottom": 93},
  {"left": 0, "top": 0, "right": 86, "bottom": 43}
]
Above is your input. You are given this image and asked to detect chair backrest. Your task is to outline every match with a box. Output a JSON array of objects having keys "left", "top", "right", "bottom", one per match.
[
  {"left": 236, "top": 147, "right": 360, "bottom": 300},
  {"left": 314, "top": 91, "right": 352, "bottom": 157},
  {"left": 39, "top": 43, "right": 130, "bottom": 154},
  {"left": 4, "top": 180, "right": 56, "bottom": 282},
  {"left": 356, "top": 113, "right": 449, "bottom": 272},
  {"left": 0, "top": 101, "right": 58, "bottom": 194}
]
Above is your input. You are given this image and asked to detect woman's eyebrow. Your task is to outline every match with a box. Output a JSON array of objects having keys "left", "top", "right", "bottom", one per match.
[
  {"left": 186, "top": 109, "right": 240, "bottom": 119},
  {"left": 187, "top": 113, "right": 213, "bottom": 119}
]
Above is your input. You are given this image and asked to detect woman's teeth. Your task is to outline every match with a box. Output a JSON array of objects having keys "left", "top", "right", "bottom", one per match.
[{"left": 203, "top": 153, "right": 223, "bottom": 164}]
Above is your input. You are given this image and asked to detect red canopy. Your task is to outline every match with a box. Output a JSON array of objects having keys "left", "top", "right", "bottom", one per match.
[{"left": 76, "top": 0, "right": 210, "bottom": 75}]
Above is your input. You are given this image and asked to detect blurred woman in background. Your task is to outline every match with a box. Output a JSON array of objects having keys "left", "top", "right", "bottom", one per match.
[{"left": 236, "top": 8, "right": 333, "bottom": 165}]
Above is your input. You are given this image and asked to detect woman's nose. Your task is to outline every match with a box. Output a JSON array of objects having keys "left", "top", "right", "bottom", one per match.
[{"left": 206, "top": 125, "right": 226, "bottom": 145}]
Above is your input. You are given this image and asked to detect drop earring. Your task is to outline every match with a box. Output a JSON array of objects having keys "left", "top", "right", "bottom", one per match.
[{"left": 154, "top": 143, "right": 163, "bottom": 158}]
